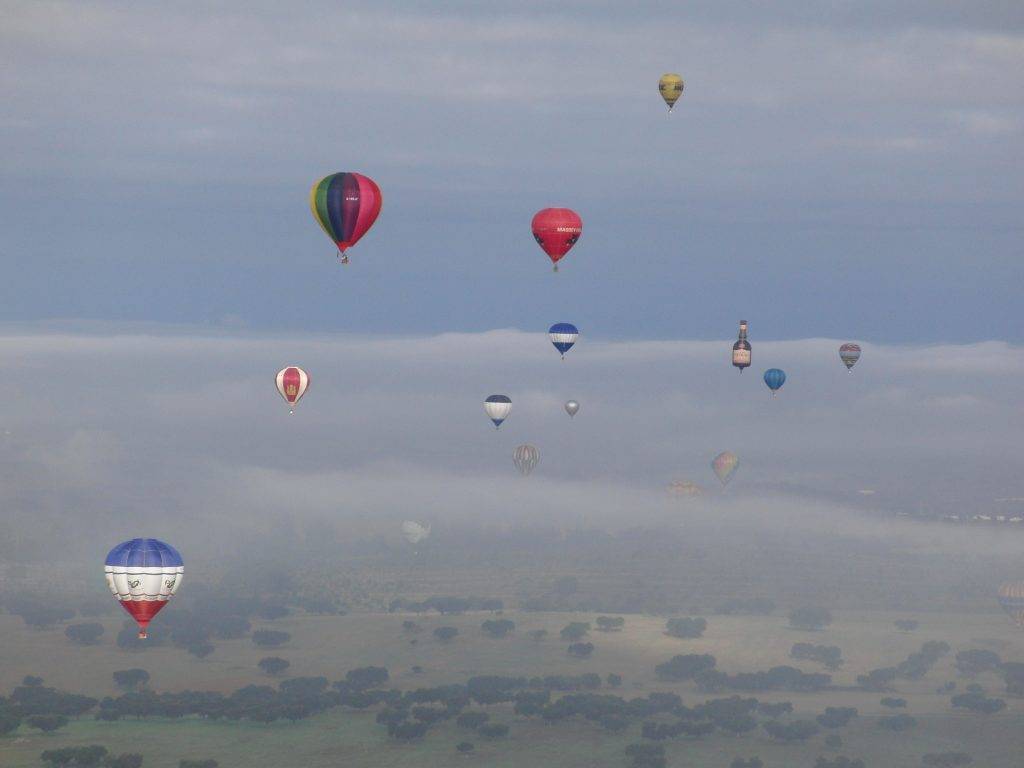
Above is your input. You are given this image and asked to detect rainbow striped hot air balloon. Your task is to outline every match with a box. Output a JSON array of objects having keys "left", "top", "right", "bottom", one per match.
[
  {"left": 105, "top": 539, "right": 183, "bottom": 639},
  {"left": 711, "top": 451, "right": 739, "bottom": 487},
  {"left": 998, "top": 582, "right": 1024, "bottom": 628},
  {"left": 310, "top": 172, "right": 382, "bottom": 264},
  {"left": 839, "top": 343, "right": 862, "bottom": 371}
]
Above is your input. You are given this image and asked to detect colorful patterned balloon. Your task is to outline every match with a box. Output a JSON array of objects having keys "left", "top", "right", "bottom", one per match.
[{"left": 310, "top": 172, "right": 382, "bottom": 263}]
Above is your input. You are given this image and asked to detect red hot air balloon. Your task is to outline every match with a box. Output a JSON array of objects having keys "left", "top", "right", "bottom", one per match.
[
  {"left": 532, "top": 208, "right": 582, "bottom": 271},
  {"left": 310, "top": 172, "right": 383, "bottom": 264}
]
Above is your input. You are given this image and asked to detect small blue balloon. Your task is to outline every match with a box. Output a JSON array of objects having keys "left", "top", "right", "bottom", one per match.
[{"left": 763, "top": 368, "right": 786, "bottom": 394}]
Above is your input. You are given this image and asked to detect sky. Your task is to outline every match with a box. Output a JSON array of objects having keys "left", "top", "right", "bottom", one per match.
[{"left": 2, "top": 1, "right": 1023, "bottom": 341}]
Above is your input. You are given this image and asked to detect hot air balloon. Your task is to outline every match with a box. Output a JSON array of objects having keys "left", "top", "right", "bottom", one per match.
[
  {"left": 998, "top": 582, "right": 1024, "bottom": 627},
  {"left": 839, "top": 343, "right": 861, "bottom": 371},
  {"left": 484, "top": 395, "right": 511, "bottom": 429},
  {"left": 711, "top": 451, "right": 739, "bottom": 487},
  {"left": 732, "top": 321, "right": 751, "bottom": 372},
  {"left": 401, "top": 521, "right": 431, "bottom": 545},
  {"left": 549, "top": 323, "right": 579, "bottom": 358},
  {"left": 104, "top": 538, "right": 183, "bottom": 639},
  {"left": 763, "top": 368, "right": 786, "bottom": 396},
  {"left": 667, "top": 480, "right": 703, "bottom": 497},
  {"left": 658, "top": 73, "right": 685, "bottom": 111},
  {"left": 309, "top": 172, "right": 382, "bottom": 264},
  {"left": 276, "top": 366, "right": 310, "bottom": 414},
  {"left": 514, "top": 444, "right": 540, "bottom": 476},
  {"left": 532, "top": 208, "right": 582, "bottom": 271},
  {"left": 564, "top": 400, "right": 580, "bottom": 418}
]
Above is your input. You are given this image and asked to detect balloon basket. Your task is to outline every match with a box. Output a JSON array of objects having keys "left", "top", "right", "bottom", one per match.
[
  {"left": 552, "top": 264, "right": 558, "bottom": 272},
  {"left": 138, "top": 629, "right": 147, "bottom": 640}
]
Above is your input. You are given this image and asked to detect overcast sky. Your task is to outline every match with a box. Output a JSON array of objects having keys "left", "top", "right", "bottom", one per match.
[{"left": 2, "top": 1, "right": 1022, "bottom": 341}]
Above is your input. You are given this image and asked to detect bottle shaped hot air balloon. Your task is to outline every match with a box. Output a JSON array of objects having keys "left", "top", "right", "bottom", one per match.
[
  {"left": 276, "top": 366, "right": 310, "bottom": 414},
  {"left": 309, "top": 172, "right": 382, "bottom": 264},
  {"left": 104, "top": 539, "right": 183, "bottom": 639},
  {"left": 763, "top": 368, "right": 786, "bottom": 397},
  {"left": 658, "top": 73, "right": 685, "bottom": 112},
  {"left": 732, "top": 321, "right": 751, "bottom": 372},
  {"left": 514, "top": 444, "right": 540, "bottom": 476},
  {"left": 532, "top": 209, "right": 582, "bottom": 271},
  {"left": 484, "top": 395, "right": 512, "bottom": 429},
  {"left": 839, "top": 343, "right": 861, "bottom": 371},
  {"left": 564, "top": 400, "right": 580, "bottom": 419},
  {"left": 549, "top": 323, "right": 579, "bottom": 359}
]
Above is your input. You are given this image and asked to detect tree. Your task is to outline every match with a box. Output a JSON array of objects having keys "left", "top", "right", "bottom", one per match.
[
  {"left": 955, "top": 650, "right": 1001, "bottom": 677},
  {"left": 481, "top": 619, "right": 515, "bottom": 638},
  {"left": 894, "top": 619, "right": 919, "bottom": 632},
  {"left": 456, "top": 711, "right": 489, "bottom": 729},
  {"left": 1002, "top": 662, "right": 1024, "bottom": 695},
  {"left": 259, "top": 604, "right": 290, "bottom": 620},
  {"left": 626, "top": 743, "right": 665, "bottom": 768},
  {"left": 23, "top": 675, "right": 44, "bottom": 687},
  {"left": 528, "top": 629, "right": 547, "bottom": 642},
  {"left": 607, "top": 673, "right": 623, "bottom": 687},
  {"left": 880, "top": 697, "right": 906, "bottom": 709},
  {"left": 27, "top": 714, "right": 69, "bottom": 733},
  {"left": 950, "top": 692, "right": 1006, "bottom": 714},
  {"left": 434, "top": 626, "right": 459, "bottom": 643},
  {"left": 922, "top": 753, "right": 973, "bottom": 767},
  {"left": 40, "top": 746, "right": 108, "bottom": 767},
  {"left": 251, "top": 630, "right": 290, "bottom": 648},
  {"left": 655, "top": 654, "right": 716, "bottom": 681},
  {"left": 106, "top": 755, "right": 144, "bottom": 768},
  {"left": 113, "top": 669, "right": 150, "bottom": 691},
  {"left": 596, "top": 616, "right": 624, "bottom": 632},
  {"left": 258, "top": 657, "right": 290, "bottom": 676},
  {"left": 816, "top": 707, "right": 858, "bottom": 728},
  {"left": 402, "top": 620, "right": 422, "bottom": 634},
  {"left": 478, "top": 723, "right": 509, "bottom": 739},
  {"left": 345, "top": 666, "right": 389, "bottom": 690},
  {"left": 857, "top": 667, "right": 897, "bottom": 691},
  {"left": 824, "top": 734, "right": 843, "bottom": 750},
  {"left": 788, "top": 607, "right": 833, "bottom": 631},
  {"left": 560, "top": 622, "right": 590, "bottom": 641},
  {"left": 65, "top": 622, "right": 105, "bottom": 645},
  {"left": 763, "top": 720, "right": 819, "bottom": 742},
  {"left": 790, "top": 643, "right": 843, "bottom": 670},
  {"left": 814, "top": 759, "right": 864, "bottom": 768},
  {"left": 567, "top": 642, "right": 594, "bottom": 658},
  {"left": 187, "top": 641, "right": 215, "bottom": 659},
  {"left": 456, "top": 742, "right": 475, "bottom": 753},
  {"left": 878, "top": 714, "right": 917, "bottom": 731},
  {"left": 665, "top": 617, "right": 706, "bottom": 639}
]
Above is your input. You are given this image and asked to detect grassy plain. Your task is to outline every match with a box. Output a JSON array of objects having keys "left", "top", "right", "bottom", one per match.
[{"left": 2, "top": 608, "right": 1023, "bottom": 767}]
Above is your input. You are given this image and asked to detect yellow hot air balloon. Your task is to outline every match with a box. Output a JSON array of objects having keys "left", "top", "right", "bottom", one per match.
[{"left": 658, "top": 73, "right": 685, "bottom": 111}]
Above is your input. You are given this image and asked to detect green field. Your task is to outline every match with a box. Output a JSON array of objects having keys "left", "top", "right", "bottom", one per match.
[{"left": 2, "top": 608, "right": 1023, "bottom": 767}]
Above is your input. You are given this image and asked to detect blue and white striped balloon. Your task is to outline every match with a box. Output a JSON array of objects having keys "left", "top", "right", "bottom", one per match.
[
  {"left": 484, "top": 394, "right": 512, "bottom": 428},
  {"left": 548, "top": 323, "right": 579, "bottom": 358}
]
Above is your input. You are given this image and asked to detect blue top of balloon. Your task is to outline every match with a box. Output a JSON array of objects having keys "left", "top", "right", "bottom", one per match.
[
  {"left": 763, "top": 368, "right": 787, "bottom": 391},
  {"left": 105, "top": 538, "right": 183, "bottom": 567},
  {"left": 548, "top": 322, "right": 578, "bottom": 335},
  {"left": 485, "top": 394, "right": 511, "bottom": 404}
]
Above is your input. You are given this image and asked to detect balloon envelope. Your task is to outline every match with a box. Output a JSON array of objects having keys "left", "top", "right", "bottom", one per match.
[
  {"left": 998, "top": 582, "right": 1024, "bottom": 627},
  {"left": 105, "top": 538, "right": 183, "bottom": 639},
  {"left": 401, "top": 521, "right": 431, "bottom": 545},
  {"left": 549, "top": 323, "right": 579, "bottom": 357},
  {"left": 484, "top": 395, "right": 512, "bottom": 428},
  {"left": 564, "top": 400, "right": 580, "bottom": 418},
  {"left": 658, "top": 73, "right": 685, "bottom": 110},
  {"left": 276, "top": 366, "right": 310, "bottom": 412},
  {"left": 309, "top": 172, "right": 382, "bottom": 260},
  {"left": 763, "top": 368, "right": 786, "bottom": 395},
  {"left": 711, "top": 451, "right": 739, "bottom": 486},
  {"left": 532, "top": 208, "right": 582, "bottom": 268},
  {"left": 514, "top": 444, "right": 540, "bottom": 476},
  {"left": 839, "top": 343, "right": 861, "bottom": 370}
]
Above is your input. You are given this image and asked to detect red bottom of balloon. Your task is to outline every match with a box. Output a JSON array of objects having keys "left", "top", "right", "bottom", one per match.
[{"left": 118, "top": 600, "right": 169, "bottom": 638}]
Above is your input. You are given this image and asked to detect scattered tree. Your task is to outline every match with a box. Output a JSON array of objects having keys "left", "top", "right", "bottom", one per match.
[
  {"left": 258, "top": 657, "right": 290, "bottom": 676},
  {"left": 607, "top": 673, "right": 622, "bottom": 687},
  {"left": 456, "top": 742, "right": 474, "bottom": 753},
  {"left": 27, "top": 714, "right": 69, "bottom": 733},
  {"left": 567, "top": 642, "right": 594, "bottom": 659},
  {"left": 596, "top": 616, "right": 625, "bottom": 632},
  {"left": 922, "top": 753, "right": 973, "bottom": 767},
  {"left": 788, "top": 607, "right": 833, "bottom": 631},
  {"left": 40, "top": 746, "right": 108, "bottom": 767},
  {"left": 434, "top": 626, "right": 459, "bottom": 643},
  {"left": 251, "top": 629, "right": 290, "bottom": 648},
  {"left": 528, "top": 629, "right": 548, "bottom": 642},
  {"left": 481, "top": 619, "right": 515, "bottom": 638},
  {"left": 113, "top": 669, "right": 150, "bottom": 691},
  {"left": 880, "top": 697, "right": 907, "bottom": 709},
  {"left": 560, "top": 622, "right": 590, "bottom": 641},
  {"left": 878, "top": 714, "right": 917, "bottom": 731},
  {"left": 894, "top": 619, "right": 919, "bottom": 632},
  {"left": 955, "top": 650, "right": 1002, "bottom": 677},
  {"left": 665, "top": 617, "right": 707, "bottom": 639},
  {"left": 65, "top": 622, "right": 105, "bottom": 645},
  {"left": 654, "top": 654, "right": 716, "bottom": 681}
]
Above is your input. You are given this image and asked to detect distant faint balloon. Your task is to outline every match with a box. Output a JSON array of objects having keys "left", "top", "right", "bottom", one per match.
[
  {"left": 668, "top": 480, "right": 703, "bottom": 497},
  {"left": 276, "top": 366, "right": 310, "bottom": 413},
  {"left": 711, "top": 451, "right": 739, "bottom": 487},
  {"left": 401, "top": 521, "right": 431, "bottom": 545},
  {"left": 532, "top": 208, "right": 582, "bottom": 271},
  {"left": 658, "top": 73, "right": 685, "bottom": 111},
  {"left": 998, "top": 582, "right": 1024, "bottom": 627},
  {"left": 514, "top": 444, "right": 540, "bottom": 476},
  {"left": 309, "top": 172, "right": 382, "bottom": 263},
  {"left": 564, "top": 400, "right": 580, "bottom": 418},
  {"left": 549, "top": 323, "right": 579, "bottom": 358},
  {"left": 839, "top": 343, "right": 861, "bottom": 371},
  {"left": 484, "top": 395, "right": 512, "bottom": 429},
  {"left": 763, "top": 368, "right": 786, "bottom": 396},
  {"left": 105, "top": 538, "right": 183, "bottom": 639}
]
